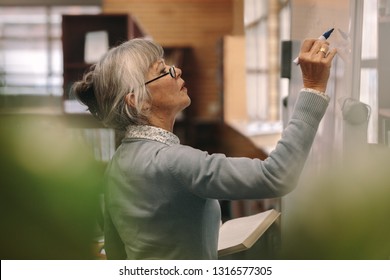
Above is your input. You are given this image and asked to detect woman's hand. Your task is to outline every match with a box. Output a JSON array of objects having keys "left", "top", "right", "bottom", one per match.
[{"left": 298, "top": 39, "right": 337, "bottom": 93}]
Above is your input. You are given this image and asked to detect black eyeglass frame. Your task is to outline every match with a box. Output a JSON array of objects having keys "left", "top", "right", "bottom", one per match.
[{"left": 144, "top": 65, "right": 176, "bottom": 85}]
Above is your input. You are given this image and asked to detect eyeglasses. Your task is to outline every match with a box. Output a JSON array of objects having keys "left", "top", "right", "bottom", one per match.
[{"left": 144, "top": 65, "right": 176, "bottom": 85}]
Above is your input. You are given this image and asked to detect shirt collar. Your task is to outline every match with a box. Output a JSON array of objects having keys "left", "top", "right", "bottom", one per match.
[{"left": 125, "top": 125, "right": 180, "bottom": 146}]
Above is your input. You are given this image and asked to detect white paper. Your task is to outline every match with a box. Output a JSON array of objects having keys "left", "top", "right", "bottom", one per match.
[{"left": 84, "top": 30, "right": 109, "bottom": 64}]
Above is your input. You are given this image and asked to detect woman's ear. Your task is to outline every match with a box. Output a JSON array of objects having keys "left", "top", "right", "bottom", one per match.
[
  {"left": 125, "top": 92, "right": 151, "bottom": 111},
  {"left": 125, "top": 93, "right": 136, "bottom": 108}
]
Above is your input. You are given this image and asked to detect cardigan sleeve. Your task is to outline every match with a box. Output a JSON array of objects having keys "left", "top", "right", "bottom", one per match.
[{"left": 164, "top": 90, "right": 329, "bottom": 200}]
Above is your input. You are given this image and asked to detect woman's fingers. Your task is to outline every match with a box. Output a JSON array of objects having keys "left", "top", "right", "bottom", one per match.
[
  {"left": 324, "top": 48, "right": 337, "bottom": 64},
  {"left": 299, "top": 39, "right": 336, "bottom": 63},
  {"left": 309, "top": 40, "right": 328, "bottom": 56},
  {"left": 299, "top": 39, "right": 334, "bottom": 64},
  {"left": 318, "top": 45, "right": 330, "bottom": 57}
]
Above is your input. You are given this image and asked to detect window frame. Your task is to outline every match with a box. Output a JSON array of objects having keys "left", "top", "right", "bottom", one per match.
[{"left": 0, "top": 5, "right": 101, "bottom": 96}]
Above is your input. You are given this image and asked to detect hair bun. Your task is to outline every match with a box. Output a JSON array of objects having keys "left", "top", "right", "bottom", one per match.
[{"left": 71, "top": 68, "right": 102, "bottom": 120}]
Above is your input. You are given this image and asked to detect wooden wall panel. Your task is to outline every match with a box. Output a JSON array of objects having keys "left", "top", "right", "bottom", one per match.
[{"left": 103, "top": 0, "right": 237, "bottom": 120}]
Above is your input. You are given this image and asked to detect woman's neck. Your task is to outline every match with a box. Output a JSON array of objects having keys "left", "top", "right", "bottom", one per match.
[{"left": 148, "top": 114, "right": 175, "bottom": 132}]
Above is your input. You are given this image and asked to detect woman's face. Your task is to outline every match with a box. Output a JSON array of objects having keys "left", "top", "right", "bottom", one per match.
[{"left": 145, "top": 60, "right": 191, "bottom": 118}]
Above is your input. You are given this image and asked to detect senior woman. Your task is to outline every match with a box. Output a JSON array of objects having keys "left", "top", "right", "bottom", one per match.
[{"left": 72, "top": 38, "right": 336, "bottom": 260}]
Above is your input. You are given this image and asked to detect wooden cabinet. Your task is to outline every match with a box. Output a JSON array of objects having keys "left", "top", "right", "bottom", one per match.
[{"left": 62, "top": 14, "right": 145, "bottom": 100}]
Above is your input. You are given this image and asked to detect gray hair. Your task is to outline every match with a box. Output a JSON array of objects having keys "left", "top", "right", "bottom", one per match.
[{"left": 71, "top": 38, "right": 164, "bottom": 130}]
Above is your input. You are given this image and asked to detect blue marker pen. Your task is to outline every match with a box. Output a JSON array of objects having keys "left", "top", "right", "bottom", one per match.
[{"left": 293, "top": 28, "right": 335, "bottom": 65}]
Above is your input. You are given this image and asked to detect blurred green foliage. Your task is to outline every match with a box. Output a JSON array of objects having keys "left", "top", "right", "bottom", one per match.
[
  {"left": 282, "top": 146, "right": 390, "bottom": 259},
  {"left": 0, "top": 115, "right": 104, "bottom": 259}
]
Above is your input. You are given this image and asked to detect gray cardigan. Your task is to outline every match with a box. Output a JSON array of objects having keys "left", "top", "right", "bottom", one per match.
[{"left": 104, "top": 90, "right": 329, "bottom": 260}]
